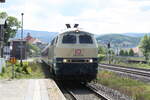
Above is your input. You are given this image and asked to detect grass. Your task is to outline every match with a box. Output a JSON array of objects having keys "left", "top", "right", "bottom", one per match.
[
  {"left": 97, "top": 70, "right": 150, "bottom": 100},
  {"left": 15, "top": 62, "right": 46, "bottom": 79},
  {"left": 0, "top": 61, "right": 46, "bottom": 79},
  {"left": 101, "top": 60, "right": 150, "bottom": 69},
  {"left": 117, "top": 62, "right": 150, "bottom": 69},
  {"left": 114, "top": 56, "right": 145, "bottom": 61}
]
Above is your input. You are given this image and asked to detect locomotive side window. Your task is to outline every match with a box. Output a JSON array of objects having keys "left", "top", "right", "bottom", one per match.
[
  {"left": 51, "top": 39, "right": 55, "bottom": 45},
  {"left": 55, "top": 36, "right": 58, "bottom": 44},
  {"left": 62, "top": 35, "right": 76, "bottom": 44},
  {"left": 79, "top": 35, "right": 93, "bottom": 44}
]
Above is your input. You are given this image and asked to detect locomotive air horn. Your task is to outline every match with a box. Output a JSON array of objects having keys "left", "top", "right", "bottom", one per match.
[
  {"left": 66, "top": 24, "right": 71, "bottom": 28},
  {"left": 74, "top": 24, "right": 79, "bottom": 28}
]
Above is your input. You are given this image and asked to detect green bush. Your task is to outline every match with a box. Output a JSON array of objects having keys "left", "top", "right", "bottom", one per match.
[
  {"left": 22, "top": 64, "right": 32, "bottom": 74},
  {"left": 26, "top": 67, "right": 32, "bottom": 74},
  {"left": 0, "top": 61, "right": 45, "bottom": 79},
  {"left": 2, "top": 67, "right": 6, "bottom": 73},
  {"left": 98, "top": 54, "right": 105, "bottom": 61},
  {"left": 15, "top": 66, "right": 23, "bottom": 73},
  {"left": 12, "top": 61, "right": 32, "bottom": 74}
]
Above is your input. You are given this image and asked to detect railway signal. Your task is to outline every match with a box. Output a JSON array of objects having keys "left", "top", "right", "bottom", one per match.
[
  {"left": 9, "top": 57, "right": 16, "bottom": 79},
  {"left": 9, "top": 57, "right": 16, "bottom": 64},
  {"left": 107, "top": 42, "right": 111, "bottom": 64},
  {"left": 107, "top": 42, "right": 110, "bottom": 48}
]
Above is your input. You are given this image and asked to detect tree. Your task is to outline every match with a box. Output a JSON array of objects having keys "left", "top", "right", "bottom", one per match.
[
  {"left": 27, "top": 43, "right": 40, "bottom": 57},
  {"left": 98, "top": 45, "right": 107, "bottom": 61},
  {"left": 98, "top": 45, "right": 106, "bottom": 54},
  {"left": 108, "top": 49, "right": 115, "bottom": 55},
  {"left": 0, "top": 12, "right": 21, "bottom": 43},
  {"left": 139, "top": 35, "right": 150, "bottom": 61},
  {"left": 119, "top": 49, "right": 124, "bottom": 56},
  {"left": 0, "top": 12, "right": 7, "bottom": 18},
  {"left": 129, "top": 49, "right": 134, "bottom": 56},
  {"left": 124, "top": 50, "right": 128, "bottom": 56}
]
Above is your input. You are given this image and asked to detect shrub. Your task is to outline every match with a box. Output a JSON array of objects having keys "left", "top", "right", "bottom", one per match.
[
  {"left": 26, "top": 66, "right": 32, "bottom": 74},
  {"left": 15, "top": 66, "right": 23, "bottom": 73},
  {"left": 14, "top": 61, "right": 32, "bottom": 74},
  {"left": 22, "top": 64, "right": 32, "bottom": 74},
  {"left": 98, "top": 54, "right": 105, "bottom": 61},
  {"left": 2, "top": 67, "right": 6, "bottom": 73}
]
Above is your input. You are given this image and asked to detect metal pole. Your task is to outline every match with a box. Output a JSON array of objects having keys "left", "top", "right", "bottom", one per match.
[
  {"left": 108, "top": 49, "right": 110, "bottom": 64},
  {"left": 20, "top": 13, "right": 24, "bottom": 66}
]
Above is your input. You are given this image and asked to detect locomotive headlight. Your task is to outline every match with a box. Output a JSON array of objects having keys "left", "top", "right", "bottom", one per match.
[
  {"left": 63, "top": 59, "right": 67, "bottom": 63},
  {"left": 89, "top": 59, "right": 93, "bottom": 63}
]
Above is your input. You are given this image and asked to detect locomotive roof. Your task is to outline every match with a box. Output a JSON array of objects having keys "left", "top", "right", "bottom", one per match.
[{"left": 59, "top": 28, "right": 93, "bottom": 35}]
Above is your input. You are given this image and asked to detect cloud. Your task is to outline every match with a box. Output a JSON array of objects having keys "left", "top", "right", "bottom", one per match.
[{"left": 1, "top": 0, "right": 150, "bottom": 34}]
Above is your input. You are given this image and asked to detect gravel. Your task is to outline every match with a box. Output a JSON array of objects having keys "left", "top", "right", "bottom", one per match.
[
  {"left": 88, "top": 83, "right": 133, "bottom": 100},
  {"left": 69, "top": 87, "right": 100, "bottom": 100}
]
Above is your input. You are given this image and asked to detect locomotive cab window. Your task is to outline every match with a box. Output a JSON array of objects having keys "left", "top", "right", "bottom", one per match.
[
  {"left": 62, "top": 35, "right": 76, "bottom": 44},
  {"left": 79, "top": 35, "right": 93, "bottom": 44}
]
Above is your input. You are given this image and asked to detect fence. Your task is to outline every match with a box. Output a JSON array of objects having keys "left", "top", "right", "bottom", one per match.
[{"left": 0, "top": 58, "right": 5, "bottom": 73}]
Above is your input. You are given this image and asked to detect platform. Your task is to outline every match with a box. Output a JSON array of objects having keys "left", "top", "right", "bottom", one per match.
[{"left": 0, "top": 79, "right": 66, "bottom": 100}]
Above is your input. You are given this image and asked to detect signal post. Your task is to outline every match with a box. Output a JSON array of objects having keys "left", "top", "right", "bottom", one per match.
[{"left": 9, "top": 57, "right": 16, "bottom": 79}]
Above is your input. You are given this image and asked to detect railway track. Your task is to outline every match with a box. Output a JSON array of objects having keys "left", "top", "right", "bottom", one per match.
[
  {"left": 99, "top": 64, "right": 150, "bottom": 77},
  {"left": 57, "top": 82, "right": 109, "bottom": 100},
  {"left": 85, "top": 84, "right": 110, "bottom": 100}
]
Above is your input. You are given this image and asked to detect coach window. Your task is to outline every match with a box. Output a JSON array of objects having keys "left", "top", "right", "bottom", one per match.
[
  {"left": 62, "top": 35, "right": 76, "bottom": 44},
  {"left": 79, "top": 35, "right": 93, "bottom": 44}
]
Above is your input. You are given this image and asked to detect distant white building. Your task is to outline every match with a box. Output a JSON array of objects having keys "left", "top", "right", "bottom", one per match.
[{"left": 132, "top": 47, "right": 143, "bottom": 57}]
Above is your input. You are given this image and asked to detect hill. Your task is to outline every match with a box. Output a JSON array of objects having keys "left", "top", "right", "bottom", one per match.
[
  {"left": 122, "top": 33, "right": 150, "bottom": 37},
  {"left": 15, "top": 30, "right": 58, "bottom": 43},
  {"left": 96, "top": 34, "right": 141, "bottom": 48},
  {"left": 14, "top": 30, "right": 146, "bottom": 46}
]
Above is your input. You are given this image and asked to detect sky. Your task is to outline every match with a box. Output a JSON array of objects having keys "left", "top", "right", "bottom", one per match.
[{"left": 1, "top": 0, "right": 150, "bottom": 34}]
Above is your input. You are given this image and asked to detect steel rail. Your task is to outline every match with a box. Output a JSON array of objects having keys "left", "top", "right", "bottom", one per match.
[
  {"left": 99, "top": 64, "right": 150, "bottom": 77},
  {"left": 65, "top": 88, "right": 79, "bottom": 100},
  {"left": 85, "top": 84, "right": 110, "bottom": 100},
  {"left": 100, "top": 63, "right": 150, "bottom": 71},
  {"left": 60, "top": 82, "right": 109, "bottom": 100}
]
